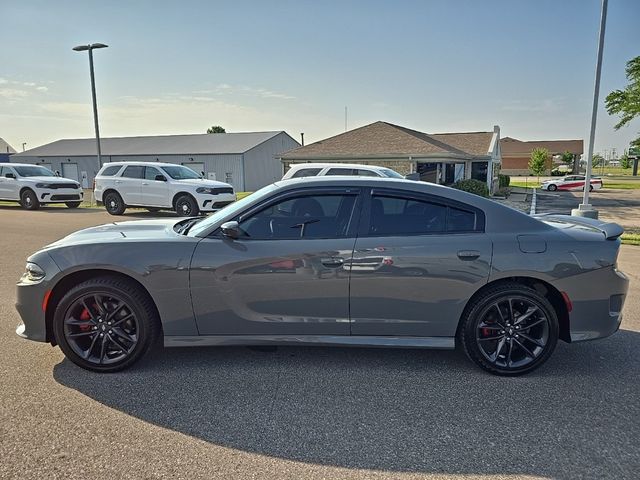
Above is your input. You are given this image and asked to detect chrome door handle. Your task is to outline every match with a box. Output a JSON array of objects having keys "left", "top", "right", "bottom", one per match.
[
  {"left": 321, "top": 257, "right": 344, "bottom": 268},
  {"left": 114, "top": 180, "right": 122, "bottom": 184},
  {"left": 457, "top": 250, "right": 480, "bottom": 260}
]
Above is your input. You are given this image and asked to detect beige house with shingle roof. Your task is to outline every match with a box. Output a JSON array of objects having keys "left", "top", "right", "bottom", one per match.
[{"left": 279, "top": 121, "right": 502, "bottom": 192}]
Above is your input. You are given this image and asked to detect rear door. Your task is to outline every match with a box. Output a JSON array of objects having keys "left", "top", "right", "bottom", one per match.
[
  {"left": 191, "top": 187, "right": 362, "bottom": 335},
  {"left": 349, "top": 188, "right": 492, "bottom": 337},
  {"left": 117, "top": 165, "right": 144, "bottom": 204}
]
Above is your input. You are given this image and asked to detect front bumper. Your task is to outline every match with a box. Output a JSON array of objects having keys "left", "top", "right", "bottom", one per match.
[
  {"left": 14, "top": 253, "right": 61, "bottom": 344},
  {"left": 197, "top": 193, "right": 236, "bottom": 211},
  {"left": 554, "top": 265, "right": 629, "bottom": 342},
  {"left": 36, "top": 187, "right": 83, "bottom": 204}
]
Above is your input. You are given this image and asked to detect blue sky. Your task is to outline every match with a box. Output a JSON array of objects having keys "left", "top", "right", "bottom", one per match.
[{"left": 1, "top": 0, "right": 639, "bottom": 157}]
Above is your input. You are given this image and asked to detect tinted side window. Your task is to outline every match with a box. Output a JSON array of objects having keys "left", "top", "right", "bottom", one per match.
[
  {"left": 290, "top": 168, "right": 322, "bottom": 178},
  {"left": 370, "top": 196, "right": 446, "bottom": 235},
  {"left": 145, "top": 166, "right": 161, "bottom": 180},
  {"left": 356, "top": 169, "right": 380, "bottom": 177},
  {"left": 447, "top": 207, "right": 476, "bottom": 232},
  {"left": 101, "top": 165, "right": 122, "bottom": 176},
  {"left": 238, "top": 194, "right": 357, "bottom": 240},
  {"left": 326, "top": 168, "right": 355, "bottom": 176},
  {"left": 122, "top": 165, "right": 145, "bottom": 179}
]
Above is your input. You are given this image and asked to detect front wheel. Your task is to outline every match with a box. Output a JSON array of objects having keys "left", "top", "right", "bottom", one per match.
[
  {"left": 547, "top": 184, "right": 557, "bottom": 191},
  {"left": 459, "top": 283, "right": 559, "bottom": 376},
  {"left": 65, "top": 201, "right": 81, "bottom": 208},
  {"left": 104, "top": 191, "right": 126, "bottom": 215},
  {"left": 53, "top": 276, "right": 160, "bottom": 372},
  {"left": 175, "top": 194, "right": 199, "bottom": 217},
  {"left": 20, "top": 189, "right": 40, "bottom": 210}
]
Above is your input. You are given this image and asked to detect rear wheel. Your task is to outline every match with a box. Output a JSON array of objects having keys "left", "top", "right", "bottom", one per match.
[
  {"left": 20, "top": 189, "right": 40, "bottom": 210},
  {"left": 175, "top": 194, "right": 199, "bottom": 217},
  {"left": 547, "top": 184, "right": 557, "bottom": 191},
  {"left": 459, "top": 283, "right": 559, "bottom": 376},
  {"left": 65, "top": 201, "right": 81, "bottom": 208},
  {"left": 104, "top": 191, "right": 126, "bottom": 215},
  {"left": 53, "top": 276, "right": 160, "bottom": 372}
]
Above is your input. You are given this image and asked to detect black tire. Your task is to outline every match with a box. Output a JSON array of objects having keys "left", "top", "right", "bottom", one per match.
[
  {"left": 146, "top": 207, "right": 161, "bottom": 213},
  {"left": 175, "top": 194, "right": 199, "bottom": 217},
  {"left": 20, "top": 189, "right": 40, "bottom": 210},
  {"left": 104, "top": 191, "right": 126, "bottom": 216},
  {"left": 65, "top": 201, "right": 82, "bottom": 209},
  {"left": 547, "top": 184, "right": 557, "bottom": 191},
  {"left": 459, "top": 283, "right": 559, "bottom": 376},
  {"left": 53, "top": 276, "right": 160, "bottom": 373}
]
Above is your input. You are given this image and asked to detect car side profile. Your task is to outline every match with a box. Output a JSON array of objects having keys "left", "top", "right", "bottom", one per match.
[
  {"left": 16, "top": 177, "right": 628, "bottom": 375},
  {"left": 0, "top": 163, "right": 83, "bottom": 210},
  {"left": 541, "top": 175, "right": 603, "bottom": 192},
  {"left": 282, "top": 162, "right": 405, "bottom": 180},
  {"left": 94, "top": 161, "right": 236, "bottom": 216}
]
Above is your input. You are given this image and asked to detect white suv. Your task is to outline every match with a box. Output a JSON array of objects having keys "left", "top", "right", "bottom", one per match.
[
  {"left": 282, "top": 163, "right": 405, "bottom": 180},
  {"left": 0, "top": 163, "right": 83, "bottom": 210},
  {"left": 94, "top": 162, "right": 236, "bottom": 216}
]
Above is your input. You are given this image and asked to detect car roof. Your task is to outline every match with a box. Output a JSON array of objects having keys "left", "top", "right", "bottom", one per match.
[
  {"left": 5, "top": 163, "right": 52, "bottom": 168},
  {"left": 100, "top": 161, "right": 188, "bottom": 168},
  {"left": 287, "top": 163, "right": 390, "bottom": 170}
]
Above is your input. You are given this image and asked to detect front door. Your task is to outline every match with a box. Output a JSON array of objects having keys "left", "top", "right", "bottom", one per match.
[
  {"left": 142, "top": 166, "right": 170, "bottom": 207},
  {"left": 349, "top": 189, "right": 492, "bottom": 337},
  {"left": 190, "top": 188, "right": 361, "bottom": 335}
]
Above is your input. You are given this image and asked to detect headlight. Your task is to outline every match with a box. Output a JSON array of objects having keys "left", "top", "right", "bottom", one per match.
[
  {"left": 196, "top": 187, "right": 215, "bottom": 194},
  {"left": 22, "top": 262, "right": 46, "bottom": 283},
  {"left": 35, "top": 183, "right": 53, "bottom": 188}
]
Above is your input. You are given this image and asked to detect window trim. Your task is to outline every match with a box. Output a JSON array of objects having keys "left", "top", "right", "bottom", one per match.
[
  {"left": 210, "top": 187, "right": 363, "bottom": 241},
  {"left": 357, "top": 187, "right": 486, "bottom": 237}
]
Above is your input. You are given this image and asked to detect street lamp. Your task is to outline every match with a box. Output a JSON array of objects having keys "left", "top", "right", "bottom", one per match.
[{"left": 73, "top": 43, "right": 108, "bottom": 169}]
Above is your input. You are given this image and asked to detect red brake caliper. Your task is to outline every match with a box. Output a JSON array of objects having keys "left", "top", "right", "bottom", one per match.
[{"left": 79, "top": 306, "right": 92, "bottom": 331}]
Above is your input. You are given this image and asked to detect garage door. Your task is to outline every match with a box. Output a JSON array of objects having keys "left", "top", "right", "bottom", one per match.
[
  {"left": 62, "top": 163, "right": 79, "bottom": 181},
  {"left": 183, "top": 162, "right": 205, "bottom": 177}
]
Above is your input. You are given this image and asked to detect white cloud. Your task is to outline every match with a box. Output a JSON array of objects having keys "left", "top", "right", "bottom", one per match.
[
  {"left": 195, "top": 83, "right": 296, "bottom": 100},
  {"left": 0, "top": 88, "right": 30, "bottom": 100},
  {"left": 0, "top": 78, "right": 7, "bottom": 85},
  {"left": 500, "top": 98, "right": 563, "bottom": 114},
  {"left": 36, "top": 86, "right": 48, "bottom": 92}
]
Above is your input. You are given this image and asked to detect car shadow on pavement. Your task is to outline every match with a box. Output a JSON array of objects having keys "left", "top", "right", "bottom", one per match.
[{"left": 53, "top": 330, "right": 640, "bottom": 478}]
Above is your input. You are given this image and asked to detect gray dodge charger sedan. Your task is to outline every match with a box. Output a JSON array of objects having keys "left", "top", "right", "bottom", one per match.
[{"left": 16, "top": 177, "right": 629, "bottom": 375}]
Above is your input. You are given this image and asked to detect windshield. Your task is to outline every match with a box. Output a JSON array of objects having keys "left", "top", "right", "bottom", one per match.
[
  {"left": 380, "top": 168, "right": 403, "bottom": 178},
  {"left": 13, "top": 165, "right": 56, "bottom": 177},
  {"left": 188, "top": 183, "right": 279, "bottom": 237},
  {"left": 161, "top": 165, "right": 201, "bottom": 180}
]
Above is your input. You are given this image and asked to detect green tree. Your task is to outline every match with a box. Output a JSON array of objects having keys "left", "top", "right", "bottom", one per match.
[
  {"left": 620, "top": 153, "right": 632, "bottom": 169},
  {"left": 561, "top": 150, "right": 574, "bottom": 167},
  {"left": 206, "top": 125, "right": 226, "bottom": 134},
  {"left": 591, "top": 153, "right": 604, "bottom": 168},
  {"left": 529, "top": 147, "right": 549, "bottom": 183},
  {"left": 605, "top": 56, "right": 640, "bottom": 149}
]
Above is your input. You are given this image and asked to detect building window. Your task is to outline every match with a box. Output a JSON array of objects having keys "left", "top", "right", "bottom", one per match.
[{"left": 471, "top": 162, "right": 488, "bottom": 183}]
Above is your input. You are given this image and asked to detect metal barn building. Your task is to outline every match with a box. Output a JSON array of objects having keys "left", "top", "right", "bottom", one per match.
[{"left": 10, "top": 131, "right": 300, "bottom": 191}]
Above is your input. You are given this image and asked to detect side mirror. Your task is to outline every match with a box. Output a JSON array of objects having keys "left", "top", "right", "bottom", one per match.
[
  {"left": 5, "top": 173, "right": 15, "bottom": 179},
  {"left": 220, "top": 221, "right": 241, "bottom": 239},
  {"left": 155, "top": 174, "right": 167, "bottom": 181}
]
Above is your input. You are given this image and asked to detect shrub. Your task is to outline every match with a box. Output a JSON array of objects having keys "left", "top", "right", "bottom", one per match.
[
  {"left": 498, "top": 174, "right": 511, "bottom": 188},
  {"left": 452, "top": 179, "right": 489, "bottom": 197}
]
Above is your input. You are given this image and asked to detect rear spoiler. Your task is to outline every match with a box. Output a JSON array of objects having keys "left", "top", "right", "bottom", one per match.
[{"left": 532, "top": 214, "right": 624, "bottom": 240}]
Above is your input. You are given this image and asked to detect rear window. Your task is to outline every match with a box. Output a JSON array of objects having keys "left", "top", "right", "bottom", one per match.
[
  {"left": 290, "top": 167, "right": 322, "bottom": 178},
  {"left": 100, "top": 165, "right": 122, "bottom": 176},
  {"left": 326, "top": 168, "right": 356, "bottom": 176}
]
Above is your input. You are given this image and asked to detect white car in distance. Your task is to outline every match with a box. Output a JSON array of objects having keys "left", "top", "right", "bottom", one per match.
[
  {"left": 282, "top": 163, "right": 406, "bottom": 180},
  {"left": 94, "top": 162, "right": 236, "bottom": 216},
  {"left": 0, "top": 163, "right": 83, "bottom": 210}
]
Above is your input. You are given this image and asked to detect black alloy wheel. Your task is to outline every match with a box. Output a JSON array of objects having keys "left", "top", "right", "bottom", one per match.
[
  {"left": 175, "top": 194, "right": 199, "bottom": 217},
  {"left": 53, "top": 276, "right": 159, "bottom": 372},
  {"left": 547, "top": 184, "right": 558, "bottom": 191},
  {"left": 460, "top": 284, "right": 558, "bottom": 375},
  {"left": 21, "top": 189, "right": 40, "bottom": 210},
  {"left": 104, "top": 191, "right": 126, "bottom": 215}
]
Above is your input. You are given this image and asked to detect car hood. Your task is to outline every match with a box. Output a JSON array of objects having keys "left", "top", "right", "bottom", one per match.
[
  {"left": 20, "top": 176, "right": 79, "bottom": 185},
  {"left": 172, "top": 178, "right": 232, "bottom": 189},
  {"left": 43, "top": 218, "right": 185, "bottom": 248}
]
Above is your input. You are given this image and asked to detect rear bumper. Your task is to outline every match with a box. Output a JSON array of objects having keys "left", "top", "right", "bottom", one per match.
[{"left": 553, "top": 265, "right": 629, "bottom": 342}]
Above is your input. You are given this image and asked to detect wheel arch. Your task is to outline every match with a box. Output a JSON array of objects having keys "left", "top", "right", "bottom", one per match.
[
  {"left": 172, "top": 191, "right": 197, "bottom": 209},
  {"left": 458, "top": 276, "right": 570, "bottom": 343},
  {"left": 44, "top": 268, "right": 161, "bottom": 345}
]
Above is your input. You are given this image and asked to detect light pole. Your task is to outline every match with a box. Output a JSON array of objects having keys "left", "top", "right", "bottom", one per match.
[
  {"left": 572, "top": 0, "right": 607, "bottom": 219},
  {"left": 73, "top": 43, "right": 108, "bottom": 169},
  {"left": 22, "top": 142, "right": 26, "bottom": 152}
]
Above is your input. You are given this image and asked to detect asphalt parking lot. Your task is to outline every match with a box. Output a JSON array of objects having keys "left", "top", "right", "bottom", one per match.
[{"left": 1, "top": 205, "right": 639, "bottom": 479}]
